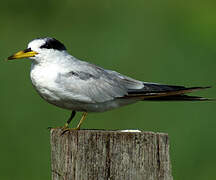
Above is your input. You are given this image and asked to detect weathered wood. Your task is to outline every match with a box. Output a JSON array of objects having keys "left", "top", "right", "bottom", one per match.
[{"left": 50, "top": 129, "right": 173, "bottom": 180}]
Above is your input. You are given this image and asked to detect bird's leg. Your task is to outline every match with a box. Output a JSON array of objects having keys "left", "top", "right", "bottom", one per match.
[
  {"left": 64, "top": 110, "right": 76, "bottom": 128},
  {"left": 61, "top": 112, "right": 87, "bottom": 135},
  {"left": 75, "top": 112, "right": 88, "bottom": 130},
  {"left": 61, "top": 110, "right": 76, "bottom": 135}
]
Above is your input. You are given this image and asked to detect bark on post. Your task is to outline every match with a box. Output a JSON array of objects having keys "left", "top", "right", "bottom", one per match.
[{"left": 50, "top": 129, "right": 173, "bottom": 180}]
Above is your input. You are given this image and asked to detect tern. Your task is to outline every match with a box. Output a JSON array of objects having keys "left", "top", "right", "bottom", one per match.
[{"left": 7, "top": 37, "right": 211, "bottom": 130}]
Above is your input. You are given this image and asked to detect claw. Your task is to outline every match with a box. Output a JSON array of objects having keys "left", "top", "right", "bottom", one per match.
[
  {"left": 61, "top": 128, "right": 70, "bottom": 135},
  {"left": 60, "top": 126, "right": 79, "bottom": 135},
  {"left": 60, "top": 123, "right": 70, "bottom": 135}
]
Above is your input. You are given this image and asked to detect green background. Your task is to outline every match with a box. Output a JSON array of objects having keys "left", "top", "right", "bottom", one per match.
[{"left": 0, "top": 0, "right": 215, "bottom": 179}]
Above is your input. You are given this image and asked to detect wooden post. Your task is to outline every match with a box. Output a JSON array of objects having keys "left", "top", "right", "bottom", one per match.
[{"left": 50, "top": 129, "right": 173, "bottom": 180}]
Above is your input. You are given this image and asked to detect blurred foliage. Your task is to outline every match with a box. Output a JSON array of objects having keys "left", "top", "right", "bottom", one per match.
[{"left": 0, "top": 0, "right": 215, "bottom": 180}]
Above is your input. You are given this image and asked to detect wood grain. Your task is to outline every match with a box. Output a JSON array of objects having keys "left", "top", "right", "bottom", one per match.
[{"left": 50, "top": 129, "right": 173, "bottom": 180}]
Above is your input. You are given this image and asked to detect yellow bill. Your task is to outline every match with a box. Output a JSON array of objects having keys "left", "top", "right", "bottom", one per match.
[{"left": 7, "top": 49, "right": 38, "bottom": 60}]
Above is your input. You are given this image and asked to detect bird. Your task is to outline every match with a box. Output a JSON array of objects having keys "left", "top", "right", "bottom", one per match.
[{"left": 7, "top": 37, "right": 211, "bottom": 130}]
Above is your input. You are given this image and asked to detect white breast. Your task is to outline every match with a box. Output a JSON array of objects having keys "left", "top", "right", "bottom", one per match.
[{"left": 30, "top": 62, "right": 63, "bottom": 102}]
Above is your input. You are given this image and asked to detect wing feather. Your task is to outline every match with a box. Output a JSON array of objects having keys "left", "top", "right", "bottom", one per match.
[
  {"left": 55, "top": 60, "right": 210, "bottom": 103},
  {"left": 55, "top": 63, "right": 132, "bottom": 103}
]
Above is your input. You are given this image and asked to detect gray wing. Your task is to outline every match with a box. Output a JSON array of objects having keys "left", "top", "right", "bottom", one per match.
[
  {"left": 55, "top": 62, "right": 144, "bottom": 103},
  {"left": 56, "top": 60, "right": 208, "bottom": 103}
]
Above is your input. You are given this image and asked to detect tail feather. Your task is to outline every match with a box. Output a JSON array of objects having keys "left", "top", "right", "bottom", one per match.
[
  {"left": 128, "top": 85, "right": 211, "bottom": 95},
  {"left": 124, "top": 83, "right": 212, "bottom": 101},
  {"left": 144, "top": 95, "right": 212, "bottom": 101}
]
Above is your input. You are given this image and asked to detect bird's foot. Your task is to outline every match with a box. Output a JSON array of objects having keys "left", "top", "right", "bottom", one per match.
[
  {"left": 60, "top": 124, "right": 80, "bottom": 135},
  {"left": 46, "top": 123, "right": 80, "bottom": 135}
]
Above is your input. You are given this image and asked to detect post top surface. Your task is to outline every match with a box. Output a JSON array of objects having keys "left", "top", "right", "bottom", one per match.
[{"left": 50, "top": 128, "right": 168, "bottom": 137}]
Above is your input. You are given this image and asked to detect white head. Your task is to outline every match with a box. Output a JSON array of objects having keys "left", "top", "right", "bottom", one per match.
[{"left": 7, "top": 37, "right": 68, "bottom": 63}]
